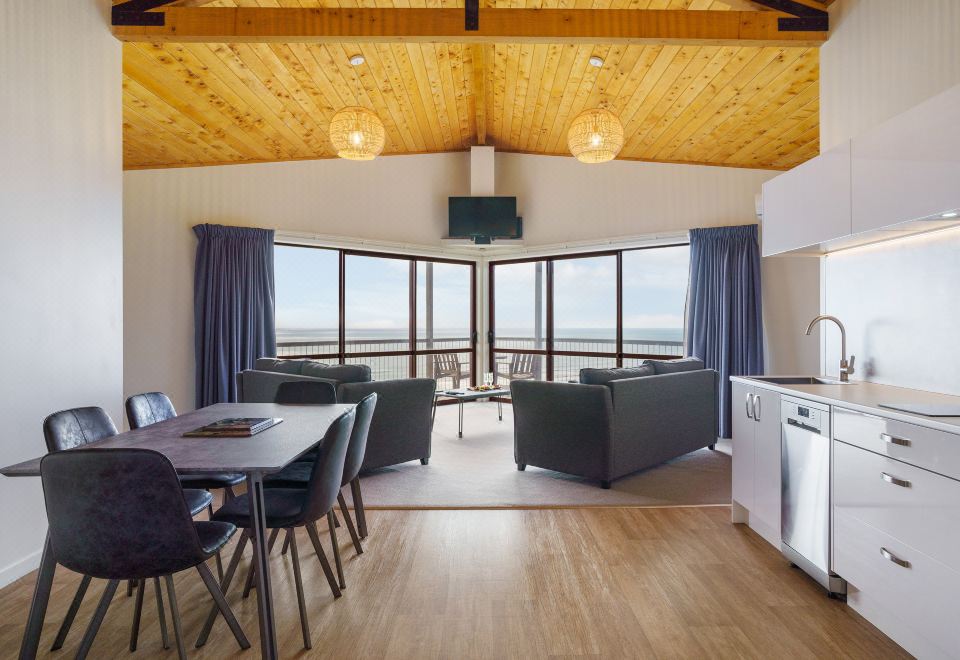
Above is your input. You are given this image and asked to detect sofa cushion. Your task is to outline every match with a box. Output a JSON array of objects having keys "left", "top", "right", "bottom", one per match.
[
  {"left": 579, "top": 364, "right": 654, "bottom": 385},
  {"left": 648, "top": 357, "right": 704, "bottom": 374},
  {"left": 301, "top": 362, "right": 372, "bottom": 384},
  {"left": 254, "top": 358, "right": 306, "bottom": 375}
]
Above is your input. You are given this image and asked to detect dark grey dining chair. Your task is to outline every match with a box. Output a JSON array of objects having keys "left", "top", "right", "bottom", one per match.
[
  {"left": 41, "top": 407, "right": 213, "bottom": 653},
  {"left": 197, "top": 408, "right": 356, "bottom": 651},
  {"left": 125, "top": 392, "right": 244, "bottom": 582},
  {"left": 125, "top": 392, "right": 245, "bottom": 497},
  {"left": 275, "top": 380, "right": 337, "bottom": 405},
  {"left": 266, "top": 393, "right": 377, "bottom": 589},
  {"left": 40, "top": 448, "right": 249, "bottom": 660}
]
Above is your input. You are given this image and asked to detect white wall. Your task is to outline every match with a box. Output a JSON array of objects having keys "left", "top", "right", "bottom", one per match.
[
  {"left": 0, "top": 0, "right": 122, "bottom": 586},
  {"left": 124, "top": 153, "right": 798, "bottom": 410},
  {"left": 818, "top": 0, "right": 960, "bottom": 391},
  {"left": 820, "top": 0, "right": 960, "bottom": 151}
]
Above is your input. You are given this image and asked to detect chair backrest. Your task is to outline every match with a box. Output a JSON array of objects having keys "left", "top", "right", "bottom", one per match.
[
  {"left": 275, "top": 380, "right": 337, "bottom": 405},
  {"left": 125, "top": 392, "right": 177, "bottom": 429},
  {"left": 433, "top": 353, "right": 460, "bottom": 374},
  {"left": 40, "top": 448, "right": 208, "bottom": 580},
  {"left": 512, "top": 353, "right": 540, "bottom": 377},
  {"left": 300, "top": 409, "right": 356, "bottom": 523},
  {"left": 43, "top": 407, "right": 118, "bottom": 453},
  {"left": 341, "top": 393, "right": 377, "bottom": 486}
]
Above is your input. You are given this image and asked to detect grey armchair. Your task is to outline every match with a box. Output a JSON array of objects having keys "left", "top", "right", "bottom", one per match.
[{"left": 511, "top": 368, "right": 718, "bottom": 488}]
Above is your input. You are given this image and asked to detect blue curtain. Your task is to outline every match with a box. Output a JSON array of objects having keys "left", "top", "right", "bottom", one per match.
[
  {"left": 194, "top": 224, "right": 276, "bottom": 408},
  {"left": 687, "top": 225, "right": 764, "bottom": 438}
]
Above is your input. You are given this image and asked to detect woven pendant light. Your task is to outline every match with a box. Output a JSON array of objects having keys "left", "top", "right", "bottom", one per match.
[
  {"left": 330, "top": 106, "right": 385, "bottom": 161},
  {"left": 567, "top": 108, "right": 624, "bottom": 164}
]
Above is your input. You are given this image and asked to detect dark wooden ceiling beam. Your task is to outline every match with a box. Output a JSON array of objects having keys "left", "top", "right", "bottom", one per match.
[{"left": 111, "top": 7, "right": 829, "bottom": 46}]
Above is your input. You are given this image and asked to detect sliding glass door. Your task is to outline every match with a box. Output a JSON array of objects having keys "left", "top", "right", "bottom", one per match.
[
  {"left": 489, "top": 244, "right": 689, "bottom": 382},
  {"left": 275, "top": 245, "right": 476, "bottom": 384}
]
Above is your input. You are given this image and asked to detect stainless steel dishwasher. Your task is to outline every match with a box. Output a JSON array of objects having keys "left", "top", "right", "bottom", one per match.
[{"left": 780, "top": 396, "right": 847, "bottom": 598}]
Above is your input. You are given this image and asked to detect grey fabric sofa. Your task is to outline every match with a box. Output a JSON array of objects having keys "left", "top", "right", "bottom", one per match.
[
  {"left": 236, "top": 358, "right": 436, "bottom": 470},
  {"left": 510, "top": 358, "right": 718, "bottom": 488}
]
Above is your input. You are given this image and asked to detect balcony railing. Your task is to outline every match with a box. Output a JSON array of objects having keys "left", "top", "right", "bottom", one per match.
[{"left": 276, "top": 336, "right": 683, "bottom": 387}]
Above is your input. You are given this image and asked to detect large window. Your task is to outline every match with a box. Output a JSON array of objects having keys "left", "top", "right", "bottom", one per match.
[
  {"left": 490, "top": 244, "right": 689, "bottom": 383},
  {"left": 275, "top": 245, "right": 476, "bottom": 385}
]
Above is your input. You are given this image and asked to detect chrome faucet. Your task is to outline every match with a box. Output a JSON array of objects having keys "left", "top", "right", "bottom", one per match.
[{"left": 805, "top": 315, "right": 856, "bottom": 382}]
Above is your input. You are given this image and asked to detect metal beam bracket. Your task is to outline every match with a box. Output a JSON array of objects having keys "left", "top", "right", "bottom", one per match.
[
  {"left": 112, "top": 0, "right": 178, "bottom": 27},
  {"left": 751, "top": 0, "right": 829, "bottom": 32}
]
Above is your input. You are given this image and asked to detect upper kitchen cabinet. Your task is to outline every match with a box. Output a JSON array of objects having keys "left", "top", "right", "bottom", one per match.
[
  {"left": 851, "top": 84, "right": 960, "bottom": 234},
  {"left": 761, "top": 140, "right": 852, "bottom": 257}
]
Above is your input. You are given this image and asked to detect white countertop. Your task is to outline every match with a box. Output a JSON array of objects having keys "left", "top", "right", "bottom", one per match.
[{"left": 730, "top": 376, "right": 960, "bottom": 435}]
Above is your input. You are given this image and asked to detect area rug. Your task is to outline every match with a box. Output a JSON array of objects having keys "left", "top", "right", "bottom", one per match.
[{"left": 352, "top": 400, "right": 731, "bottom": 508}]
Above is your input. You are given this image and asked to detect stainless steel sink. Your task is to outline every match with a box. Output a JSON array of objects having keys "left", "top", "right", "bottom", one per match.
[{"left": 751, "top": 376, "right": 854, "bottom": 386}]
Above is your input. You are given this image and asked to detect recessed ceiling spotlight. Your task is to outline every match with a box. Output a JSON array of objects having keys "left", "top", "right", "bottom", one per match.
[
  {"left": 349, "top": 54, "right": 365, "bottom": 66},
  {"left": 589, "top": 56, "right": 604, "bottom": 68},
  {"left": 941, "top": 211, "right": 959, "bottom": 219}
]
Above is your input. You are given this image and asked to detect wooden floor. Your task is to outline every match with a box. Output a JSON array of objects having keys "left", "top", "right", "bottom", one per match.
[{"left": 0, "top": 507, "right": 907, "bottom": 659}]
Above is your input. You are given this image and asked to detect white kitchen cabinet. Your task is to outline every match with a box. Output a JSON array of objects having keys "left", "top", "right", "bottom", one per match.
[
  {"left": 730, "top": 381, "right": 781, "bottom": 546},
  {"left": 851, "top": 84, "right": 960, "bottom": 234},
  {"left": 761, "top": 140, "right": 852, "bottom": 257},
  {"left": 832, "top": 408, "right": 960, "bottom": 660}
]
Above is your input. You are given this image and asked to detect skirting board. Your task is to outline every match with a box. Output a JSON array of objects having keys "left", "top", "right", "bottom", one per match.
[{"left": 0, "top": 547, "right": 43, "bottom": 590}]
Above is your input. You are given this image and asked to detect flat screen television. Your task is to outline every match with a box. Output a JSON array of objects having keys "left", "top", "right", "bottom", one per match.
[{"left": 448, "top": 197, "right": 521, "bottom": 243}]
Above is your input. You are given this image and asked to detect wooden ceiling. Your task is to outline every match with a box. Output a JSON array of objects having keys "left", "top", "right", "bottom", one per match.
[{"left": 121, "top": 0, "right": 822, "bottom": 170}]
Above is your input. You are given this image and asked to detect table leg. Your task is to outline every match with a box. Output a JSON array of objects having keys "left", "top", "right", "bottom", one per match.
[
  {"left": 498, "top": 398, "right": 503, "bottom": 421},
  {"left": 458, "top": 400, "right": 464, "bottom": 438},
  {"left": 247, "top": 473, "right": 278, "bottom": 660},
  {"left": 19, "top": 533, "right": 57, "bottom": 660}
]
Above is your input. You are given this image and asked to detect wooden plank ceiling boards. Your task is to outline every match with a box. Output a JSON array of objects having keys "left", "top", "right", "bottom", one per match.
[{"left": 120, "top": 0, "right": 822, "bottom": 171}]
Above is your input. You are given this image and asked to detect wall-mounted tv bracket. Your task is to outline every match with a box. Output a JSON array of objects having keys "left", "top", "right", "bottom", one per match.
[
  {"left": 750, "top": 0, "right": 829, "bottom": 32},
  {"left": 112, "top": 0, "right": 179, "bottom": 27}
]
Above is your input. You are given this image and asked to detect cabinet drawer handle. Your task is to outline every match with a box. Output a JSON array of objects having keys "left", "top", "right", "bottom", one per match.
[
  {"left": 880, "top": 547, "right": 911, "bottom": 568},
  {"left": 880, "top": 472, "right": 911, "bottom": 488},
  {"left": 754, "top": 394, "right": 762, "bottom": 422},
  {"left": 881, "top": 433, "right": 911, "bottom": 447},
  {"left": 746, "top": 393, "right": 754, "bottom": 420}
]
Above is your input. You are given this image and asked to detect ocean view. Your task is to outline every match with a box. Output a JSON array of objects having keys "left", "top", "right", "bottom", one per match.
[{"left": 277, "top": 327, "right": 684, "bottom": 343}]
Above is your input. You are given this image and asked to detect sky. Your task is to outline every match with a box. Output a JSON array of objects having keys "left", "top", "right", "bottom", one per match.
[{"left": 274, "top": 244, "right": 689, "bottom": 337}]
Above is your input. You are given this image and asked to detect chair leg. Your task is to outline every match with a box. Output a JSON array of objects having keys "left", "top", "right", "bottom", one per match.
[
  {"left": 195, "top": 562, "right": 250, "bottom": 651},
  {"left": 338, "top": 490, "right": 363, "bottom": 555},
  {"left": 351, "top": 477, "right": 368, "bottom": 539},
  {"left": 127, "top": 578, "right": 135, "bottom": 597},
  {"left": 243, "top": 526, "right": 280, "bottom": 598},
  {"left": 332, "top": 510, "right": 341, "bottom": 528},
  {"left": 75, "top": 579, "right": 119, "bottom": 660},
  {"left": 50, "top": 574, "right": 91, "bottom": 651},
  {"left": 281, "top": 532, "right": 291, "bottom": 556},
  {"left": 196, "top": 530, "right": 249, "bottom": 648},
  {"left": 129, "top": 578, "right": 146, "bottom": 652},
  {"left": 153, "top": 577, "right": 169, "bottom": 649},
  {"left": 287, "top": 529, "right": 312, "bottom": 649},
  {"left": 327, "top": 511, "right": 346, "bottom": 589},
  {"left": 306, "top": 522, "right": 341, "bottom": 598},
  {"left": 225, "top": 485, "right": 236, "bottom": 501},
  {"left": 164, "top": 575, "right": 187, "bottom": 660}
]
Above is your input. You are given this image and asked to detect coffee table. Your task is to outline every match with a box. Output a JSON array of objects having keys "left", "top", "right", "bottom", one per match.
[{"left": 433, "top": 388, "right": 510, "bottom": 438}]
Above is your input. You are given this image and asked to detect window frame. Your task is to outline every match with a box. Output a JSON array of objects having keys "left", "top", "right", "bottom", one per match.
[
  {"left": 275, "top": 243, "right": 477, "bottom": 383},
  {"left": 488, "top": 244, "right": 688, "bottom": 381}
]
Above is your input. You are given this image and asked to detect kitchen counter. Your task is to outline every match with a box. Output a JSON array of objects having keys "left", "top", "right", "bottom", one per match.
[{"left": 730, "top": 376, "right": 960, "bottom": 435}]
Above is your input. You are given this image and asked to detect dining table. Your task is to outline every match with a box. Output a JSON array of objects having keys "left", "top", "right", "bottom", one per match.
[{"left": 0, "top": 401, "right": 356, "bottom": 660}]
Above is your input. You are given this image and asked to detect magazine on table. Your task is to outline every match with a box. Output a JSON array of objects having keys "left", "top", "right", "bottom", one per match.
[{"left": 183, "top": 417, "right": 282, "bottom": 437}]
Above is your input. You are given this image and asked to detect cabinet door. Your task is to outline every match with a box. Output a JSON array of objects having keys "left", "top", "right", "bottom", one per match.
[
  {"left": 852, "top": 84, "right": 960, "bottom": 234},
  {"left": 761, "top": 140, "right": 852, "bottom": 256},
  {"left": 731, "top": 382, "right": 756, "bottom": 510},
  {"left": 751, "top": 390, "right": 782, "bottom": 537}
]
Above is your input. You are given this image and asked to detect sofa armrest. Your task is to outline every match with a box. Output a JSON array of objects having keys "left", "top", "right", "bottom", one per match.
[
  {"left": 236, "top": 370, "right": 340, "bottom": 403},
  {"left": 338, "top": 378, "right": 437, "bottom": 470},
  {"left": 510, "top": 380, "right": 614, "bottom": 481},
  {"left": 607, "top": 369, "right": 718, "bottom": 477}
]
